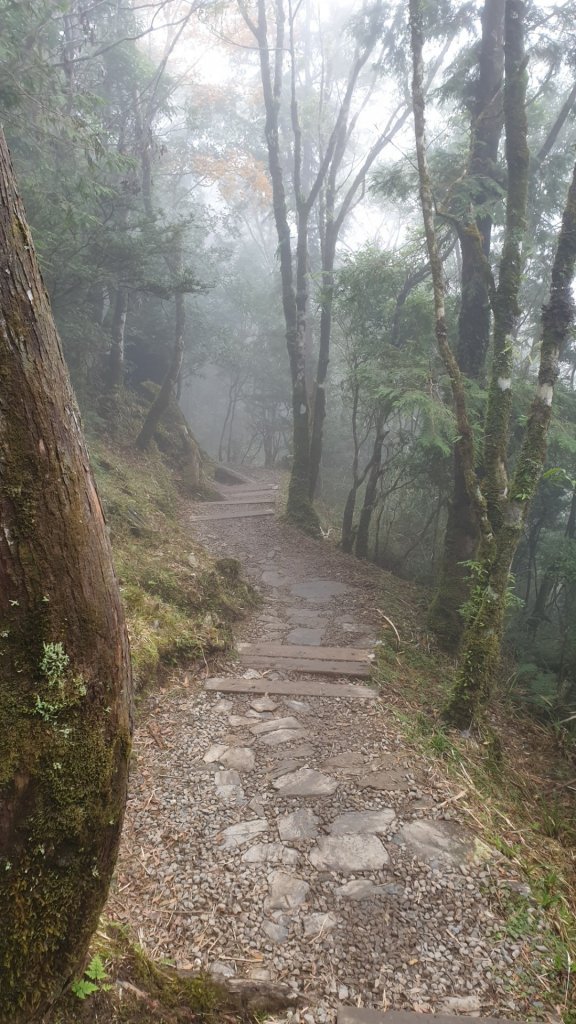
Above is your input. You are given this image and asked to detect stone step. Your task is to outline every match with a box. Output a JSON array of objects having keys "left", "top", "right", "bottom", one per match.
[
  {"left": 204, "top": 676, "right": 377, "bottom": 699},
  {"left": 191, "top": 508, "right": 275, "bottom": 522},
  {"left": 337, "top": 1010, "right": 520, "bottom": 1024}
]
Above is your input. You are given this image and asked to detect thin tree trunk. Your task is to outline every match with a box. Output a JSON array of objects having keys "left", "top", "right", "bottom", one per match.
[
  {"left": 0, "top": 127, "right": 132, "bottom": 1022},
  {"left": 136, "top": 290, "right": 185, "bottom": 450},
  {"left": 354, "top": 415, "right": 386, "bottom": 560},
  {"left": 107, "top": 286, "right": 129, "bottom": 390}
]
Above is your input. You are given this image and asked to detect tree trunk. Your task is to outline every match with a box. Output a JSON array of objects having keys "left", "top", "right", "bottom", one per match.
[
  {"left": 447, "top": 154, "right": 576, "bottom": 727},
  {"left": 136, "top": 290, "right": 185, "bottom": 450},
  {"left": 107, "top": 286, "right": 129, "bottom": 390},
  {"left": 428, "top": 0, "right": 505, "bottom": 649},
  {"left": 0, "top": 128, "right": 132, "bottom": 1022},
  {"left": 354, "top": 417, "right": 386, "bottom": 560}
]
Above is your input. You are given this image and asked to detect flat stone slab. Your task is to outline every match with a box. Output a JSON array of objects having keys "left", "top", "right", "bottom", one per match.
[
  {"left": 283, "top": 699, "right": 310, "bottom": 713},
  {"left": 242, "top": 842, "right": 299, "bottom": 866},
  {"left": 286, "top": 608, "right": 328, "bottom": 627},
  {"left": 228, "top": 715, "right": 257, "bottom": 727},
  {"left": 278, "top": 808, "right": 319, "bottom": 841},
  {"left": 191, "top": 507, "right": 275, "bottom": 522},
  {"left": 290, "top": 579, "right": 351, "bottom": 601},
  {"left": 219, "top": 818, "right": 268, "bottom": 849},
  {"left": 251, "top": 716, "right": 303, "bottom": 735},
  {"left": 262, "top": 917, "right": 289, "bottom": 943},
  {"left": 309, "top": 834, "right": 389, "bottom": 872},
  {"left": 214, "top": 770, "right": 245, "bottom": 804},
  {"left": 335, "top": 879, "right": 396, "bottom": 901},
  {"left": 219, "top": 747, "right": 256, "bottom": 772},
  {"left": 273, "top": 767, "right": 338, "bottom": 797},
  {"left": 205, "top": 677, "right": 377, "bottom": 699},
  {"left": 203, "top": 744, "right": 228, "bottom": 764},
  {"left": 329, "top": 809, "right": 396, "bottom": 834},
  {"left": 337, "top": 1010, "right": 521, "bottom": 1024},
  {"left": 302, "top": 911, "right": 338, "bottom": 937},
  {"left": 358, "top": 769, "right": 412, "bottom": 792},
  {"left": 286, "top": 627, "right": 324, "bottom": 646},
  {"left": 259, "top": 728, "right": 310, "bottom": 746},
  {"left": 265, "top": 870, "right": 310, "bottom": 911},
  {"left": 398, "top": 820, "right": 492, "bottom": 868}
]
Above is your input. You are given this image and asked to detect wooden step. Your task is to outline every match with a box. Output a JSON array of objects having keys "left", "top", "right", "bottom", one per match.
[
  {"left": 338, "top": 1010, "right": 521, "bottom": 1024},
  {"left": 191, "top": 508, "right": 275, "bottom": 522},
  {"left": 214, "top": 465, "right": 259, "bottom": 486},
  {"left": 237, "top": 643, "right": 373, "bottom": 678},
  {"left": 198, "top": 495, "right": 278, "bottom": 507},
  {"left": 239, "top": 642, "right": 373, "bottom": 661},
  {"left": 205, "top": 676, "right": 377, "bottom": 699}
]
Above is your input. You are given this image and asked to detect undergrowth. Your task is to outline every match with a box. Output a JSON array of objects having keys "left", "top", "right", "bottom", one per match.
[
  {"left": 374, "top": 637, "right": 576, "bottom": 1021},
  {"left": 88, "top": 424, "right": 256, "bottom": 691}
]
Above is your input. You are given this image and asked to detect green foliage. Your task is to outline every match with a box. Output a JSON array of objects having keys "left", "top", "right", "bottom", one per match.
[{"left": 71, "top": 955, "right": 111, "bottom": 1000}]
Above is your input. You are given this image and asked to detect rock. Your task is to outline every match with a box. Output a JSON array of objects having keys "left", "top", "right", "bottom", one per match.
[
  {"left": 323, "top": 751, "right": 365, "bottom": 769},
  {"left": 242, "top": 669, "right": 263, "bottom": 680},
  {"left": 242, "top": 843, "right": 299, "bottom": 866},
  {"left": 220, "top": 747, "right": 256, "bottom": 772},
  {"left": 203, "top": 744, "right": 228, "bottom": 764},
  {"left": 265, "top": 870, "right": 310, "bottom": 911},
  {"left": 251, "top": 697, "right": 279, "bottom": 712},
  {"left": 273, "top": 768, "right": 338, "bottom": 797},
  {"left": 283, "top": 699, "right": 310, "bottom": 712},
  {"left": 302, "top": 912, "right": 338, "bottom": 938},
  {"left": 278, "top": 808, "right": 319, "bottom": 841},
  {"left": 442, "top": 995, "right": 482, "bottom": 1013},
  {"left": 229, "top": 715, "right": 257, "bottom": 727},
  {"left": 210, "top": 961, "right": 235, "bottom": 978},
  {"left": 329, "top": 809, "right": 395, "bottom": 834},
  {"left": 212, "top": 700, "right": 233, "bottom": 713},
  {"left": 248, "top": 968, "right": 272, "bottom": 982},
  {"left": 358, "top": 768, "right": 411, "bottom": 792},
  {"left": 260, "top": 729, "right": 310, "bottom": 747},
  {"left": 251, "top": 716, "right": 304, "bottom": 735},
  {"left": 399, "top": 820, "right": 487, "bottom": 868},
  {"left": 309, "top": 834, "right": 389, "bottom": 872},
  {"left": 335, "top": 879, "right": 403, "bottom": 900},
  {"left": 220, "top": 819, "right": 269, "bottom": 849},
  {"left": 290, "top": 579, "right": 350, "bottom": 601},
  {"left": 338, "top": 984, "right": 349, "bottom": 1001},
  {"left": 214, "top": 770, "right": 245, "bottom": 804},
  {"left": 262, "top": 918, "right": 289, "bottom": 943}
]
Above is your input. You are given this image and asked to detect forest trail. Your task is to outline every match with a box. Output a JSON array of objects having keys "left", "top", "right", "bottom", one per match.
[{"left": 108, "top": 471, "right": 535, "bottom": 1023}]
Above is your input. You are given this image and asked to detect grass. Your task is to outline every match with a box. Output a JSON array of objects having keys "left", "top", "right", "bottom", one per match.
[
  {"left": 373, "top": 633, "right": 576, "bottom": 1021},
  {"left": 88, "top": 428, "right": 257, "bottom": 692}
]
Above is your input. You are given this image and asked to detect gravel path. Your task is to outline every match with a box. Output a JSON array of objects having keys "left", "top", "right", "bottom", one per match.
[{"left": 107, "top": 477, "right": 548, "bottom": 1021}]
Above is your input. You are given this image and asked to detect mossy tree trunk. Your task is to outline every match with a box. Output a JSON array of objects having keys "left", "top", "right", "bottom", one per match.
[
  {"left": 428, "top": 0, "right": 505, "bottom": 650},
  {"left": 0, "top": 127, "right": 133, "bottom": 1022},
  {"left": 448, "top": 157, "right": 576, "bottom": 727}
]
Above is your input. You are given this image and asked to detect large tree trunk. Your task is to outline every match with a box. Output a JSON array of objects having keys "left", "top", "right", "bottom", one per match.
[
  {"left": 428, "top": 0, "right": 505, "bottom": 650},
  {"left": 0, "top": 129, "right": 132, "bottom": 1020}
]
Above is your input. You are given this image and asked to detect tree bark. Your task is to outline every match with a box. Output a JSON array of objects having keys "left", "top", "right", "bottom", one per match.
[
  {"left": 136, "top": 289, "right": 185, "bottom": 450},
  {"left": 354, "top": 415, "right": 387, "bottom": 560},
  {"left": 428, "top": 0, "right": 505, "bottom": 649},
  {"left": 0, "top": 127, "right": 132, "bottom": 1021},
  {"left": 107, "top": 286, "right": 129, "bottom": 390}
]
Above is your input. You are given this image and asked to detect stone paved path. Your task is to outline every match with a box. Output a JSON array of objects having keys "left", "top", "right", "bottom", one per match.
[{"left": 108, "top": 472, "right": 545, "bottom": 1022}]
